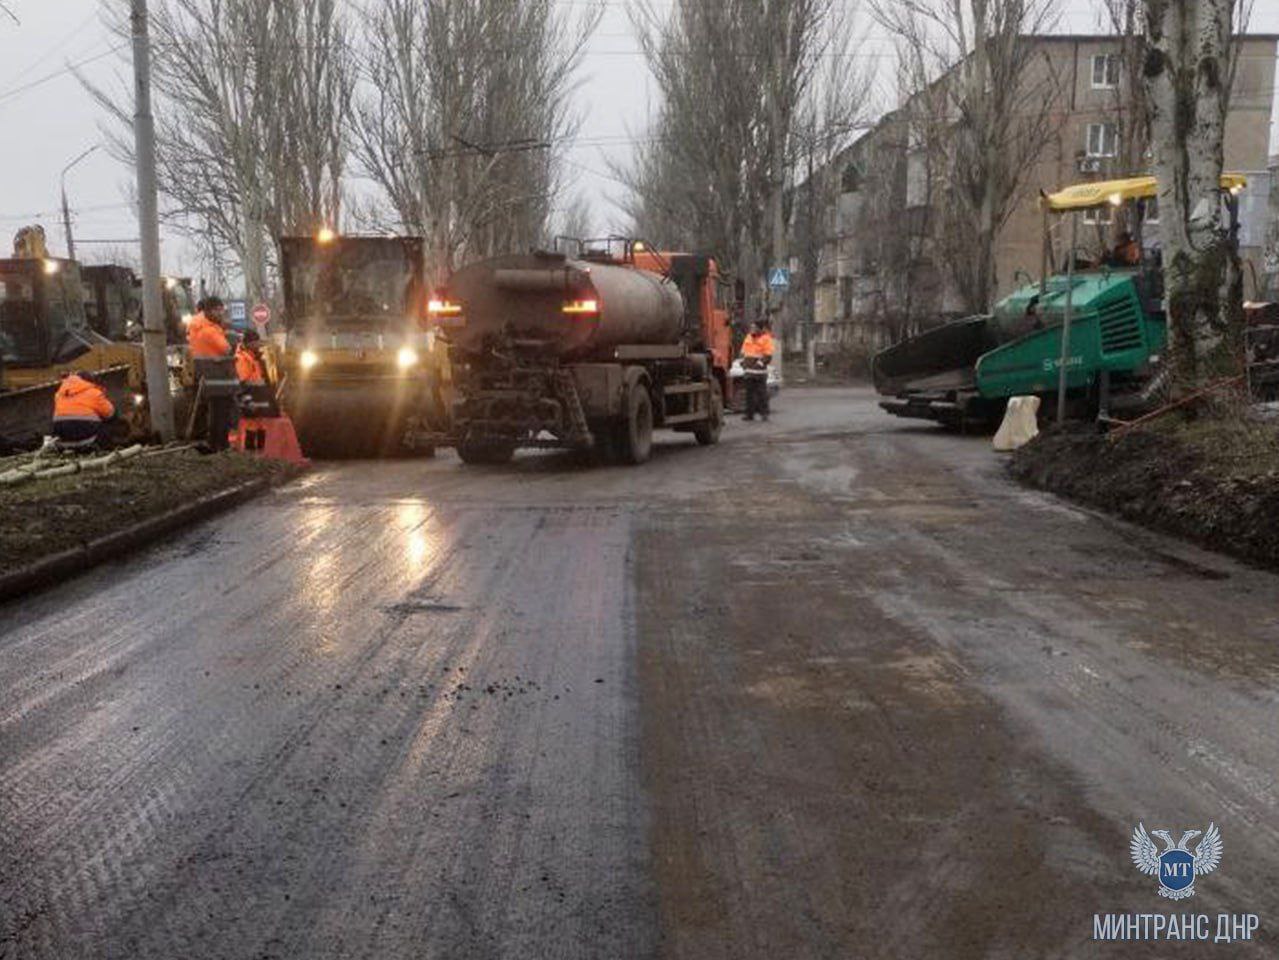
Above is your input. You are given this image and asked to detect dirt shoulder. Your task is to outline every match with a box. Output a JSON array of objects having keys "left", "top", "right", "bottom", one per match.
[
  {"left": 1009, "top": 416, "right": 1279, "bottom": 570},
  {"left": 0, "top": 449, "right": 299, "bottom": 576}
]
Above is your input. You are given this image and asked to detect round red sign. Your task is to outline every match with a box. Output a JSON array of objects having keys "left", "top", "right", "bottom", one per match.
[{"left": 251, "top": 302, "right": 271, "bottom": 325}]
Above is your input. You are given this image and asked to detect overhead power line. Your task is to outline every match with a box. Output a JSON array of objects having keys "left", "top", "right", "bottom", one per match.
[{"left": 0, "top": 42, "right": 129, "bottom": 107}]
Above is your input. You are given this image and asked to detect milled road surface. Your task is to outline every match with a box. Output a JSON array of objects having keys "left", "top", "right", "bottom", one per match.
[{"left": 3, "top": 386, "right": 1278, "bottom": 959}]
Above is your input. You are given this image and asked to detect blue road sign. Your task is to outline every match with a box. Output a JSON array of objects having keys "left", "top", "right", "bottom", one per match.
[{"left": 768, "top": 268, "right": 790, "bottom": 289}]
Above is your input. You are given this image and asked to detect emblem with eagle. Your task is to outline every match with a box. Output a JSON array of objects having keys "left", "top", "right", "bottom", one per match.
[{"left": 1131, "top": 822, "right": 1223, "bottom": 899}]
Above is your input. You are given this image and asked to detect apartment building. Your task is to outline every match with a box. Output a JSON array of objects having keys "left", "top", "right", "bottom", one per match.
[{"left": 807, "top": 34, "right": 1278, "bottom": 354}]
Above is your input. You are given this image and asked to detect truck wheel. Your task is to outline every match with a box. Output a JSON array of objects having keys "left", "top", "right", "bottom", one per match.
[
  {"left": 620, "top": 382, "right": 653, "bottom": 465},
  {"left": 693, "top": 380, "right": 723, "bottom": 446},
  {"left": 457, "top": 438, "right": 516, "bottom": 465}
]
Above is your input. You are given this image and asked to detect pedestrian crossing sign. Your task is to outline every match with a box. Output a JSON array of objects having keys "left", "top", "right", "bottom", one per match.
[{"left": 768, "top": 268, "right": 790, "bottom": 289}]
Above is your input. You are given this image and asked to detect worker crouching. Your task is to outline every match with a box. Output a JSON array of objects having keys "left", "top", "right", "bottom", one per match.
[
  {"left": 52, "top": 371, "right": 116, "bottom": 450},
  {"left": 234, "top": 329, "right": 274, "bottom": 451},
  {"left": 187, "top": 296, "right": 238, "bottom": 452}
]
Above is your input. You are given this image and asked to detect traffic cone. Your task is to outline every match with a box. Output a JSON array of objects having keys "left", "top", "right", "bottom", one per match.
[{"left": 259, "top": 416, "right": 310, "bottom": 466}]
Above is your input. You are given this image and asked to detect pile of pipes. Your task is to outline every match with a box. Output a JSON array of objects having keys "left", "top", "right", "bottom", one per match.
[{"left": 0, "top": 444, "right": 147, "bottom": 487}]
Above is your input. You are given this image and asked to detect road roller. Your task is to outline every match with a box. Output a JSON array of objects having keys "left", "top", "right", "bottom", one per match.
[
  {"left": 431, "top": 239, "right": 733, "bottom": 465},
  {"left": 277, "top": 233, "right": 451, "bottom": 458}
]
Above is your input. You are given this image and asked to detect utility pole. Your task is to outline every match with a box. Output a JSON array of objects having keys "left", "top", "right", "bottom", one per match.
[
  {"left": 804, "top": 117, "right": 818, "bottom": 379},
  {"left": 60, "top": 145, "right": 99, "bottom": 262},
  {"left": 131, "top": 0, "right": 175, "bottom": 441}
]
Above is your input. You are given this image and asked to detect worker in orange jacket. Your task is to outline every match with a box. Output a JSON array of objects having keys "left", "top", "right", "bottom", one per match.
[
  {"left": 234, "top": 329, "right": 272, "bottom": 451},
  {"left": 187, "top": 296, "right": 237, "bottom": 451},
  {"left": 739, "top": 319, "right": 774, "bottom": 421},
  {"left": 52, "top": 371, "right": 116, "bottom": 450}
]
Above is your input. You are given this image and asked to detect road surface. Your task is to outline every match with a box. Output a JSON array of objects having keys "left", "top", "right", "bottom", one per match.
[{"left": 3, "top": 386, "right": 1278, "bottom": 958}]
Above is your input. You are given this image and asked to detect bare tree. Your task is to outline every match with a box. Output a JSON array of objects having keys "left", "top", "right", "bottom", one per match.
[
  {"left": 552, "top": 193, "right": 596, "bottom": 245},
  {"left": 872, "top": 0, "right": 1062, "bottom": 314},
  {"left": 350, "top": 0, "right": 599, "bottom": 280},
  {"left": 1142, "top": 0, "right": 1245, "bottom": 395},
  {"left": 620, "top": 0, "right": 868, "bottom": 329},
  {"left": 85, "top": 0, "right": 354, "bottom": 298}
]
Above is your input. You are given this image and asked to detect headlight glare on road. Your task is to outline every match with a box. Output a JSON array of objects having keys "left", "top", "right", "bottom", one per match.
[
  {"left": 300, "top": 349, "right": 319, "bottom": 372},
  {"left": 397, "top": 346, "right": 419, "bottom": 370}
]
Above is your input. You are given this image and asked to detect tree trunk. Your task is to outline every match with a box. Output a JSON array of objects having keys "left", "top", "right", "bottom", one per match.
[{"left": 1144, "top": 0, "right": 1238, "bottom": 397}]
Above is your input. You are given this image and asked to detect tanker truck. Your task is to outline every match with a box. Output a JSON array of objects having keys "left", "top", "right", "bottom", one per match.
[{"left": 430, "top": 241, "right": 732, "bottom": 465}]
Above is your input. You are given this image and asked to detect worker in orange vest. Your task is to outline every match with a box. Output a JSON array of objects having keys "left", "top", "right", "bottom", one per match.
[
  {"left": 52, "top": 371, "right": 116, "bottom": 450},
  {"left": 234, "top": 329, "right": 272, "bottom": 451},
  {"left": 186, "top": 296, "right": 237, "bottom": 452},
  {"left": 739, "top": 319, "right": 774, "bottom": 421}
]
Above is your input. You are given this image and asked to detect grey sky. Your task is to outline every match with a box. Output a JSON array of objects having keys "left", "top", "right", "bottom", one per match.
[{"left": 0, "top": 0, "right": 1276, "bottom": 286}]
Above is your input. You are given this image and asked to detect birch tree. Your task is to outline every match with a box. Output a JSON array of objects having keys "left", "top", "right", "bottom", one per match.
[
  {"left": 1142, "top": 0, "right": 1241, "bottom": 394},
  {"left": 350, "top": 0, "right": 599, "bottom": 279},
  {"left": 872, "top": 0, "right": 1061, "bottom": 314}
]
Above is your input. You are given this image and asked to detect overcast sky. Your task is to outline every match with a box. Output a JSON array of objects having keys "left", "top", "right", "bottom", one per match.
[{"left": 1, "top": 0, "right": 1277, "bottom": 285}]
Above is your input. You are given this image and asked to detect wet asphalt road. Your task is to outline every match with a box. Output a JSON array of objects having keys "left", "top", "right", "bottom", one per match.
[{"left": 3, "top": 386, "right": 1279, "bottom": 959}]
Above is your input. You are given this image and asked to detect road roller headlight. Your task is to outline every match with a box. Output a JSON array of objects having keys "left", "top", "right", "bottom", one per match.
[
  {"left": 396, "top": 345, "right": 419, "bottom": 369},
  {"left": 299, "top": 349, "right": 320, "bottom": 372}
]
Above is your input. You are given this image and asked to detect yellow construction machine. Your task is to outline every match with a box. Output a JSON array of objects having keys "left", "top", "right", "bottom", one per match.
[
  {"left": 0, "top": 226, "right": 153, "bottom": 449},
  {"left": 276, "top": 232, "right": 451, "bottom": 457}
]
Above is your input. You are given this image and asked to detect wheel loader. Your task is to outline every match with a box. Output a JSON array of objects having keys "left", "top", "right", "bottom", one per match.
[{"left": 0, "top": 226, "right": 157, "bottom": 449}]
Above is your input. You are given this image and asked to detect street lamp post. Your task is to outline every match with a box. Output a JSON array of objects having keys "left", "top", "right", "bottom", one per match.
[{"left": 60, "top": 144, "right": 100, "bottom": 262}]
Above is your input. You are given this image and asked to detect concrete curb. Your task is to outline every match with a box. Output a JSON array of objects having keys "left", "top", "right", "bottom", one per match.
[{"left": 0, "top": 477, "right": 272, "bottom": 604}]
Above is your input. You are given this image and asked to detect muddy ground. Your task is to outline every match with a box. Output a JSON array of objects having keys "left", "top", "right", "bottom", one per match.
[
  {"left": 3, "top": 387, "right": 1278, "bottom": 959},
  {"left": 1010, "top": 415, "right": 1279, "bottom": 570},
  {"left": 0, "top": 449, "right": 297, "bottom": 574}
]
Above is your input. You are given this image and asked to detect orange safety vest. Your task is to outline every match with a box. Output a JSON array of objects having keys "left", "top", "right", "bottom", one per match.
[
  {"left": 235, "top": 345, "right": 265, "bottom": 385},
  {"left": 187, "top": 312, "right": 231, "bottom": 359},
  {"left": 53, "top": 374, "right": 114, "bottom": 422},
  {"left": 1117, "top": 240, "right": 1141, "bottom": 265},
  {"left": 741, "top": 332, "right": 774, "bottom": 361}
]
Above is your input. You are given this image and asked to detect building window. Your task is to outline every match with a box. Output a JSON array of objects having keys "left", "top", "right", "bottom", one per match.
[
  {"left": 1141, "top": 196, "right": 1159, "bottom": 224},
  {"left": 1083, "top": 206, "right": 1113, "bottom": 226},
  {"left": 1086, "top": 122, "right": 1118, "bottom": 157},
  {"left": 1091, "top": 53, "right": 1120, "bottom": 89}
]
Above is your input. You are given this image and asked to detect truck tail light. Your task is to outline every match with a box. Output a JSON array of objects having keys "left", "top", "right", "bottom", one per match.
[
  {"left": 427, "top": 298, "right": 463, "bottom": 317},
  {"left": 562, "top": 299, "right": 599, "bottom": 316}
]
